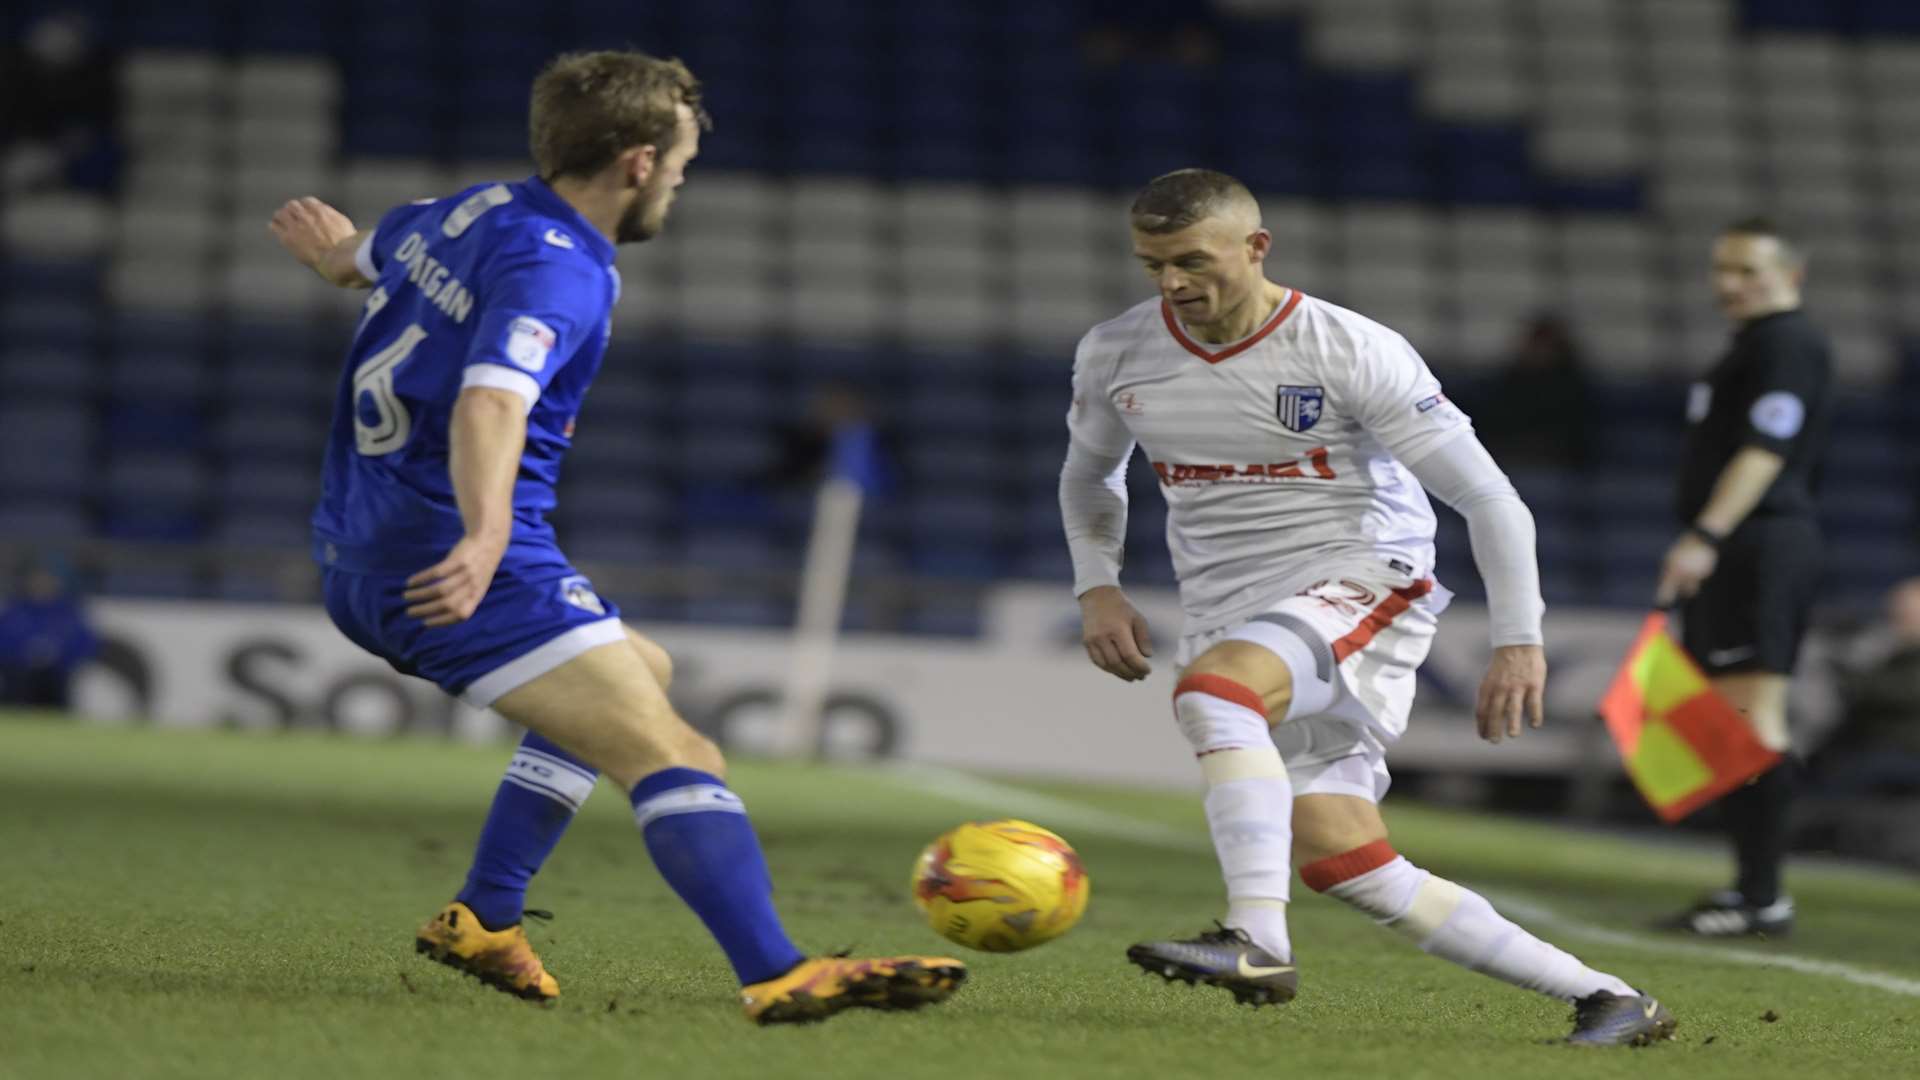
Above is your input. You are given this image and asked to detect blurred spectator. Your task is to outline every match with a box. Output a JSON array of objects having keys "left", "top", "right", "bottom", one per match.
[
  {"left": 1473, "top": 314, "right": 1597, "bottom": 473},
  {"left": 1809, "top": 577, "right": 1920, "bottom": 795},
  {"left": 0, "top": 10, "right": 122, "bottom": 196},
  {"left": 0, "top": 553, "right": 100, "bottom": 710},
  {"left": 766, "top": 383, "right": 897, "bottom": 497}
]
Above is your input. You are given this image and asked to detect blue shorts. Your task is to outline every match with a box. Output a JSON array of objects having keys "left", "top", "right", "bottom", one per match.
[{"left": 321, "top": 560, "right": 625, "bottom": 707}]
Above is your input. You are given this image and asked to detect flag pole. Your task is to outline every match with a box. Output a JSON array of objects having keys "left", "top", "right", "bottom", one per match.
[{"left": 778, "top": 423, "right": 876, "bottom": 758}]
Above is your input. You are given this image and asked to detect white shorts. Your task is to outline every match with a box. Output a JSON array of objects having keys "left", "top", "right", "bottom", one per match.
[{"left": 1176, "top": 567, "right": 1452, "bottom": 803}]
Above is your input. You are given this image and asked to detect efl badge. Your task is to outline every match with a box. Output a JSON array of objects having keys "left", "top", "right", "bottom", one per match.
[{"left": 1276, "top": 385, "right": 1324, "bottom": 433}]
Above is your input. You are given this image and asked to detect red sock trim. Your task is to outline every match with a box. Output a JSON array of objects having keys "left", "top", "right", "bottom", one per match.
[
  {"left": 1172, "top": 673, "right": 1265, "bottom": 716},
  {"left": 1299, "top": 840, "right": 1398, "bottom": 892}
]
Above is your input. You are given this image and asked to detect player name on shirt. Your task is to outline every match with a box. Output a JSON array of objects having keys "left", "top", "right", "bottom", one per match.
[{"left": 385, "top": 231, "right": 476, "bottom": 324}]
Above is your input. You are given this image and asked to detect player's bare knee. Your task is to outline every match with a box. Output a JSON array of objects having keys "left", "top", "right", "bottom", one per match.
[
  {"left": 624, "top": 626, "right": 674, "bottom": 691},
  {"left": 1183, "top": 641, "right": 1294, "bottom": 723},
  {"left": 679, "top": 729, "right": 725, "bottom": 778},
  {"left": 1292, "top": 795, "right": 1388, "bottom": 866}
]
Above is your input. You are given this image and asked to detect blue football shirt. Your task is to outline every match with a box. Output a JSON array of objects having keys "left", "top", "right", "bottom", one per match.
[{"left": 311, "top": 176, "right": 619, "bottom": 575}]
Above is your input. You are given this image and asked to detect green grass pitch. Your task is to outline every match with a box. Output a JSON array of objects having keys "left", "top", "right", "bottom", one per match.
[{"left": 3, "top": 713, "right": 1917, "bottom": 1079}]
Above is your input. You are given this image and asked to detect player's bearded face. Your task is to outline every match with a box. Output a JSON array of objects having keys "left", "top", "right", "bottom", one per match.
[{"left": 617, "top": 172, "right": 671, "bottom": 243}]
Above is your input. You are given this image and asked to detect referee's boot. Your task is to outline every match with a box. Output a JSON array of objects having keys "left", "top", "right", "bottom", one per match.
[
  {"left": 414, "top": 901, "right": 560, "bottom": 1001},
  {"left": 1655, "top": 889, "right": 1795, "bottom": 938}
]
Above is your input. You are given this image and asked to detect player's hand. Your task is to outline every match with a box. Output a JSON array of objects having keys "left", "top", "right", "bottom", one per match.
[
  {"left": 1078, "top": 585, "right": 1154, "bottom": 681},
  {"left": 270, "top": 196, "right": 357, "bottom": 274},
  {"left": 1475, "top": 644, "right": 1545, "bottom": 743},
  {"left": 1653, "top": 532, "right": 1719, "bottom": 607},
  {"left": 404, "top": 534, "right": 507, "bottom": 627}
]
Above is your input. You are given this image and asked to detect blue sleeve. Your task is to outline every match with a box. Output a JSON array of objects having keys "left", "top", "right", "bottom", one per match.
[{"left": 460, "top": 252, "right": 609, "bottom": 409}]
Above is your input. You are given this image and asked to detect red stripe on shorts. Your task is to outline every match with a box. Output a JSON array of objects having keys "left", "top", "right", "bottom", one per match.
[
  {"left": 1329, "top": 580, "right": 1434, "bottom": 664},
  {"left": 1299, "top": 839, "right": 1398, "bottom": 892},
  {"left": 1171, "top": 673, "right": 1265, "bottom": 716}
]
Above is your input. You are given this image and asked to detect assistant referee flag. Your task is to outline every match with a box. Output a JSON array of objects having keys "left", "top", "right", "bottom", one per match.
[{"left": 1597, "top": 612, "right": 1782, "bottom": 823}]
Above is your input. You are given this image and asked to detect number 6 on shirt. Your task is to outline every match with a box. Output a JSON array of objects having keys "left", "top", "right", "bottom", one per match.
[{"left": 353, "top": 323, "right": 429, "bottom": 455}]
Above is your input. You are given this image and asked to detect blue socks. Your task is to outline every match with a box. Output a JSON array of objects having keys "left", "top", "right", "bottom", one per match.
[
  {"left": 455, "top": 732, "right": 597, "bottom": 930},
  {"left": 630, "top": 767, "right": 806, "bottom": 985}
]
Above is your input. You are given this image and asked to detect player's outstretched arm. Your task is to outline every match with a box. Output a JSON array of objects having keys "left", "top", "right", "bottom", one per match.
[
  {"left": 270, "top": 196, "right": 372, "bottom": 288},
  {"left": 404, "top": 387, "right": 527, "bottom": 627},
  {"left": 1404, "top": 433, "right": 1547, "bottom": 742}
]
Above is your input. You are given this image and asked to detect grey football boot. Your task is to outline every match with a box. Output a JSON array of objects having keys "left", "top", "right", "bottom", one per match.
[
  {"left": 1126, "top": 924, "right": 1298, "bottom": 1006},
  {"left": 1566, "top": 990, "right": 1679, "bottom": 1046}
]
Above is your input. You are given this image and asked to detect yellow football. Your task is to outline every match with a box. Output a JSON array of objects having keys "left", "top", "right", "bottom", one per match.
[{"left": 910, "top": 819, "right": 1089, "bottom": 952}]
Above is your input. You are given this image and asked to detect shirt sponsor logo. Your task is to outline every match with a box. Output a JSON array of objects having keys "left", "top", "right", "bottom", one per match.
[
  {"left": 1115, "top": 391, "right": 1144, "bottom": 414},
  {"left": 505, "top": 316, "right": 557, "bottom": 372},
  {"left": 1152, "top": 448, "right": 1337, "bottom": 486},
  {"left": 1276, "top": 385, "right": 1324, "bottom": 432}
]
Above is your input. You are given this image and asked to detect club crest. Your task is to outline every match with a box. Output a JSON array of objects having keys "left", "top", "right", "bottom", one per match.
[{"left": 1276, "top": 385, "right": 1324, "bottom": 433}]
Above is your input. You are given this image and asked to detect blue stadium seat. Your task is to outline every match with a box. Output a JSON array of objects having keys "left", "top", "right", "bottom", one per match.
[
  {"left": 0, "top": 502, "right": 90, "bottom": 541},
  {"left": 0, "top": 348, "right": 94, "bottom": 397},
  {"left": 905, "top": 491, "right": 1016, "bottom": 546},
  {"left": 213, "top": 512, "right": 311, "bottom": 549},
  {"left": 101, "top": 403, "right": 208, "bottom": 452},
  {"left": 559, "top": 527, "right": 671, "bottom": 566},
  {"left": 98, "top": 568, "right": 204, "bottom": 599},
  {"left": 679, "top": 527, "right": 793, "bottom": 572},
  {"left": 553, "top": 481, "right": 674, "bottom": 531},
  {"left": 901, "top": 439, "right": 1006, "bottom": 488},
  {"left": 1012, "top": 545, "right": 1074, "bottom": 583},
  {"left": 901, "top": 382, "right": 1006, "bottom": 438},
  {"left": 101, "top": 452, "right": 209, "bottom": 541},
  {"left": 218, "top": 461, "right": 318, "bottom": 514},
  {"left": 1431, "top": 125, "right": 1536, "bottom": 206},
  {"left": 2, "top": 298, "right": 99, "bottom": 351},
  {"left": 215, "top": 411, "right": 325, "bottom": 464}
]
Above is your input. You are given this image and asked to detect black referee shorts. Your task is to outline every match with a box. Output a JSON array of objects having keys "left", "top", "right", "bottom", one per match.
[{"left": 1680, "top": 516, "right": 1822, "bottom": 676}]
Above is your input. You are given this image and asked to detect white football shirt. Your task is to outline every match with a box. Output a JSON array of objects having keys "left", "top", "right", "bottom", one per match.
[{"left": 1067, "top": 290, "right": 1474, "bottom": 633}]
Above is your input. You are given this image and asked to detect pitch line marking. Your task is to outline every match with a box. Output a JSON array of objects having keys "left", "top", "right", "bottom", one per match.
[{"left": 886, "top": 763, "right": 1920, "bottom": 1000}]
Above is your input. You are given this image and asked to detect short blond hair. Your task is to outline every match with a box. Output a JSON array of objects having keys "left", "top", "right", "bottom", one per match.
[{"left": 529, "top": 50, "right": 710, "bottom": 181}]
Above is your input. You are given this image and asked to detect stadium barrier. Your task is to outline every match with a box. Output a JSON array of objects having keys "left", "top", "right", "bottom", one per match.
[{"left": 69, "top": 595, "right": 1842, "bottom": 794}]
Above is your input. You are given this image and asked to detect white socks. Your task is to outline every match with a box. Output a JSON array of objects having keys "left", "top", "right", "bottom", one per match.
[
  {"left": 1174, "top": 674, "right": 1294, "bottom": 962},
  {"left": 1302, "top": 842, "right": 1634, "bottom": 1003}
]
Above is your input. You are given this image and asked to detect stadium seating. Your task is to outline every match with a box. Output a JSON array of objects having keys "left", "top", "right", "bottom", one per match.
[{"left": 2, "top": 0, "right": 1915, "bottom": 626}]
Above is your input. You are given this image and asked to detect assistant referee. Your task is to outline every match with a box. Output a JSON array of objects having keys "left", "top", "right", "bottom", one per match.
[{"left": 1655, "top": 217, "right": 1834, "bottom": 938}]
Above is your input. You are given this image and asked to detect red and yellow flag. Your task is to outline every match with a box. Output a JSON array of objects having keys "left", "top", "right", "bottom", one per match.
[{"left": 1597, "top": 612, "right": 1781, "bottom": 823}]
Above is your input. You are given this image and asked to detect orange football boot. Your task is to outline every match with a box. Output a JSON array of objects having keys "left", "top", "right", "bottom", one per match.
[
  {"left": 739, "top": 954, "right": 967, "bottom": 1025},
  {"left": 413, "top": 901, "right": 559, "bottom": 1002}
]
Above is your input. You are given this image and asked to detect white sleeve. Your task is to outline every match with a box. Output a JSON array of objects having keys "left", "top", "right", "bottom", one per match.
[
  {"left": 1403, "top": 432, "right": 1545, "bottom": 648},
  {"left": 1341, "top": 329, "right": 1474, "bottom": 467},
  {"left": 1061, "top": 333, "right": 1136, "bottom": 596},
  {"left": 353, "top": 230, "right": 380, "bottom": 282},
  {"left": 1061, "top": 439, "right": 1132, "bottom": 597}
]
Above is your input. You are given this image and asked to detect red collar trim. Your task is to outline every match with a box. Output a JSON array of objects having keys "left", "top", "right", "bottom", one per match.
[{"left": 1160, "top": 289, "right": 1303, "bottom": 364}]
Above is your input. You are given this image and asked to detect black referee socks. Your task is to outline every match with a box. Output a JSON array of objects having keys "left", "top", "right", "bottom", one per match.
[{"left": 1723, "top": 756, "right": 1800, "bottom": 908}]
